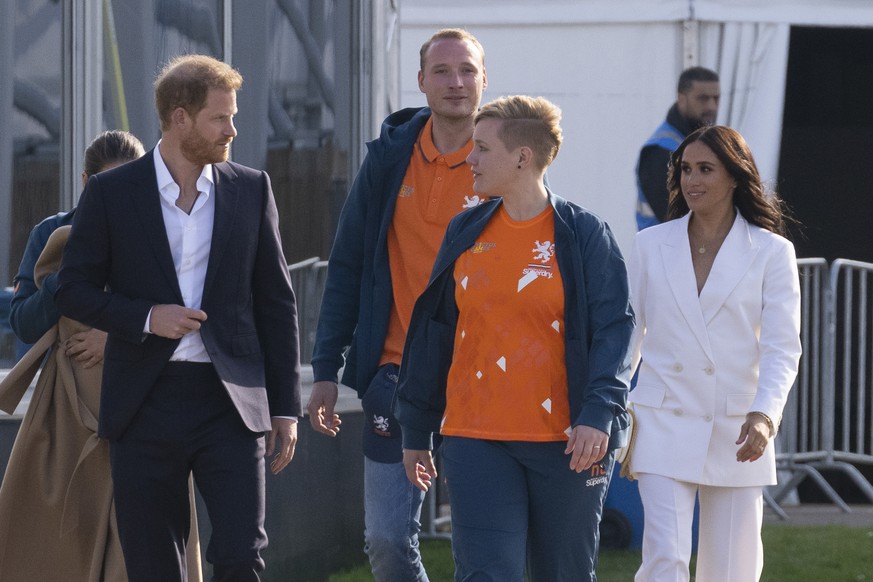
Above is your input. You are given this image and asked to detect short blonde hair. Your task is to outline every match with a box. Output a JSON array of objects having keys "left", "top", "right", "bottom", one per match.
[
  {"left": 154, "top": 54, "right": 243, "bottom": 131},
  {"left": 475, "top": 95, "right": 562, "bottom": 169},
  {"left": 419, "top": 28, "right": 485, "bottom": 71}
]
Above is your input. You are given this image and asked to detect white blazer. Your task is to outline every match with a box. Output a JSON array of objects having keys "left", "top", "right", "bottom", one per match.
[{"left": 627, "top": 211, "right": 801, "bottom": 486}]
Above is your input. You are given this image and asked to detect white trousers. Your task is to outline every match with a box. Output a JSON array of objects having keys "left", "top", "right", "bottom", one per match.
[{"left": 635, "top": 473, "right": 764, "bottom": 582}]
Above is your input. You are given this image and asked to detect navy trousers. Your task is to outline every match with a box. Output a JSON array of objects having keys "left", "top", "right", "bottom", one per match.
[
  {"left": 441, "top": 436, "right": 614, "bottom": 582},
  {"left": 109, "top": 362, "right": 267, "bottom": 582}
]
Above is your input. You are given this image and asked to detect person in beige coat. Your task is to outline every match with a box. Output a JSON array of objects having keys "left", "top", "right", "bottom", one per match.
[
  {"left": 0, "top": 132, "right": 202, "bottom": 581},
  {"left": 626, "top": 125, "right": 802, "bottom": 582}
]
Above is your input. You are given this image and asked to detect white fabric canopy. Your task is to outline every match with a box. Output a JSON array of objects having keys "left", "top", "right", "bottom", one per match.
[
  {"left": 402, "top": 0, "right": 873, "bottom": 27},
  {"left": 700, "top": 22, "right": 791, "bottom": 185},
  {"left": 400, "top": 1, "right": 688, "bottom": 25},
  {"left": 695, "top": 0, "right": 873, "bottom": 26},
  {"left": 399, "top": 0, "right": 873, "bottom": 250}
]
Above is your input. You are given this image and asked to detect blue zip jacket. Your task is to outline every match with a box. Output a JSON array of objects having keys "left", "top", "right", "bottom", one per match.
[
  {"left": 394, "top": 192, "right": 635, "bottom": 451},
  {"left": 312, "top": 107, "right": 431, "bottom": 396},
  {"left": 10, "top": 209, "right": 76, "bottom": 343}
]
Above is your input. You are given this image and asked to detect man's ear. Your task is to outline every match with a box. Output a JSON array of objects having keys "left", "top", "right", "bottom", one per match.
[
  {"left": 676, "top": 91, "right": 687, "bottom": 115},
  {"left": 172, "top": 106, "right": 189, "bottom": 128}
]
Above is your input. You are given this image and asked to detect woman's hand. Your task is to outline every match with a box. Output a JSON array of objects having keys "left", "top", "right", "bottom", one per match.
[
  {"left": 403, "top": 449, "right": 437, "bottom": 492},
  {"left": 565, "top": 425, "right": 609, "bottom": 472},
  {"left": 64, "top": 328, "right": 107, "bottom": 369},
  {"left": 736, "top": 413, "right": 771, "bottom": 462}
]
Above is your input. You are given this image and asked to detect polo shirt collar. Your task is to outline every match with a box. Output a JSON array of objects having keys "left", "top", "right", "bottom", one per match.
[{"left": 417, "top": 116, "right": 472, "bottom": 168}]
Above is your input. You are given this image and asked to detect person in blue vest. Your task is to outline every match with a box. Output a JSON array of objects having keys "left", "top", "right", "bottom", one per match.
[{"left": 636, "top": 67, "right": 719, "bottom": 230}]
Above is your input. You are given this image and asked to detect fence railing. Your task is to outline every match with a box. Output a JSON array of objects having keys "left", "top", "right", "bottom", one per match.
[
  {"left": 773, "top": 258, "right": 873, "bottom": 511},
  {"left": 780, "top": 258, "right": 829, "bottom": 461},
  {"left": 287, "top": 257, "right": 329, "bottom": 364}
]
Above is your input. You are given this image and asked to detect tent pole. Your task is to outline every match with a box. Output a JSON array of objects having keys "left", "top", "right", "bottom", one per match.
[{"left": 682, "top": 19, "right": 699, "bottom": 67}]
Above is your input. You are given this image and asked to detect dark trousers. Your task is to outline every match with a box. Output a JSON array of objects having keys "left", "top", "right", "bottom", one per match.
[
  {"left": 442, "top": 436, "right": 614, "bottom": 582},
  {"left": 109, "top": 362, "right": 267, "bottom": 582}
]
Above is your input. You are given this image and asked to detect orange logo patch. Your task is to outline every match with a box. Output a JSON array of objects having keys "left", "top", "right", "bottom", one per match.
[{"left": 470, "top": 242, "right": 496, "bottom": 254}]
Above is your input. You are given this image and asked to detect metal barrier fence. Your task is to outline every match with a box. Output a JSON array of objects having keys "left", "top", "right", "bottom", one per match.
[
  {"left": 287, "top": 257, "right": 329, "bottom": 363},
  {"left": 779, "top": 258, "right": 828, "bottom": 461},
  {"left": 773, "top": 258, "right": 873, "bottom": 512}
]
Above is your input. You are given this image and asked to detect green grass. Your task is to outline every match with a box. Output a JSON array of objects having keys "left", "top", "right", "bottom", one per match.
[
  {"left": 758, "top": 525, "right": 873, "bottom": 581},
  {"left": 328, "top": 525, "right": 873, "bottom": 581}
]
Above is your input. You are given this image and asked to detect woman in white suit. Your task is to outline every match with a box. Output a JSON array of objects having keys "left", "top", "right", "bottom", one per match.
[{"left": 627, "top": 125, "right": 801, "bottom": 582}]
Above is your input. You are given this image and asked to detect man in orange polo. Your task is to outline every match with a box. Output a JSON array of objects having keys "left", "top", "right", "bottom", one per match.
[{"left": 306, "top": 29, "right": 487, "bottom": 581}]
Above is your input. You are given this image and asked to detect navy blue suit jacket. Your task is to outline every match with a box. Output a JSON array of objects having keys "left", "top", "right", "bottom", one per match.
[{"left": 57, "top": 149, "right": 301, "bottom": 439}]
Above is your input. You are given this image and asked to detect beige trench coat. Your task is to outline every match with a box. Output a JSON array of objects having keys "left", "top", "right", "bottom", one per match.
[{"left": 0, "top": 226, "right": 202, "bottom": 581}]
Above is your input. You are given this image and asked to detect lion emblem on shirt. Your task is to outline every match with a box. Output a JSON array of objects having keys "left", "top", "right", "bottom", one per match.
[
  {"left": 532, "top": 240, "right": 554, "bottom": 264},
  {"left": 463, "top": 195, "right": 482, "bottom": 209}
]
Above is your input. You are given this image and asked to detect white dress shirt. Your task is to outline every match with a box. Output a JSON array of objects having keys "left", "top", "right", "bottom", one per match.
[
  {"left": 146, "top": 145, "right": 297, "bottom": 423},
  {"left": 147, "top": 142, "right": 215, "bottom": 362}
]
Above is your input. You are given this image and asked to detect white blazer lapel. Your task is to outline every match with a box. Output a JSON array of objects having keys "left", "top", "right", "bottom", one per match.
[
  {"left": 660, "top": 214, "right": 715, "bottom": 359},
  {"left": 699, "top": 213, "right": 760, "bottom": 324}
]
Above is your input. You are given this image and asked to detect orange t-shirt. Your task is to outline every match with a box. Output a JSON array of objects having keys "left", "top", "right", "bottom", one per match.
[
  {"left": 441, "top": 205, "right": 571, "bottom": 442},
  {"left": 380, "top": 117, "right": 482, "bottom": 366}
]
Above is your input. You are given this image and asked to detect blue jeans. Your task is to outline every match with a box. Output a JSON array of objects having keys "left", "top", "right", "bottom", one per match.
[{"left": 364, "top": 457, "right": 429, "bottom": 581}]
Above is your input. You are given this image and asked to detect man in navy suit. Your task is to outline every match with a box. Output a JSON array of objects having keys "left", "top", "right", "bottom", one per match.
[{"left": 57, "top": 54, "right": 301, "bottom": 582}]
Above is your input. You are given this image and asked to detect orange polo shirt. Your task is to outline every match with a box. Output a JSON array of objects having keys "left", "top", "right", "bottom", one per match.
[
  {"left": 380, "top": 117, "right": 482, "bottom": 366},
  {"left": 441, "top": 205, "right": 570, "bottom": 442}
]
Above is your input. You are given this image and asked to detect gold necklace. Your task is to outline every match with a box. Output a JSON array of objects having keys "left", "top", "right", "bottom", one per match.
[
  {"left": 691, "top": 222, "right": 732, "bottom": 255},
  {"left": 693, "top": 234, "right": 720, "bottom": 254}
]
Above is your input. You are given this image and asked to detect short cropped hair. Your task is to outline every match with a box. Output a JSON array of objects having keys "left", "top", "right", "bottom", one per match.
[
  {"left": 154, "top": 54, "right": 243, "bottom": 131},
  {"left": 677, "top": 66, "right": 719, "bottom": 94},
  {"left": 475, "top": 95, "right": 563, "bottom": 170},
  {"left": 83, "top": 130, "right": 145, "bottom": 176},
  {"left": 419, "top": 28, "right": 485, "bottom": 71}
]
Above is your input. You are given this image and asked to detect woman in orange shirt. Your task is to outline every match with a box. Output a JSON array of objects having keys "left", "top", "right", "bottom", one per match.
[{"left": 395, "top": 95, "right": 634, "bottom": 581}]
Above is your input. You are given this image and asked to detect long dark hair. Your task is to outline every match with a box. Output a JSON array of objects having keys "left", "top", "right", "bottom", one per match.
[{"left": 666, "top": 125, "right": 786, "bottom": 235}]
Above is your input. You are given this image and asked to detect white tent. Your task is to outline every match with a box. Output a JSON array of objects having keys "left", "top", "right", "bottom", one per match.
[{"left": 398, "top": 0, "right": 873, "bottom": 252}]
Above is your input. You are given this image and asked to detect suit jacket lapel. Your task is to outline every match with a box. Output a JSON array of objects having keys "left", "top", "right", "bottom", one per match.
[
  {"left": 129, "top": 152, "right": 184, "bottom": 303},
  {"left": 203, "top": 162, "right": 239, "bottom": 295},
  {"left": 699, "top": 214, "right": 760, "bottom": 325},
  {"left": 661, "top": 214, "right": 715, "bottom": 360}
]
